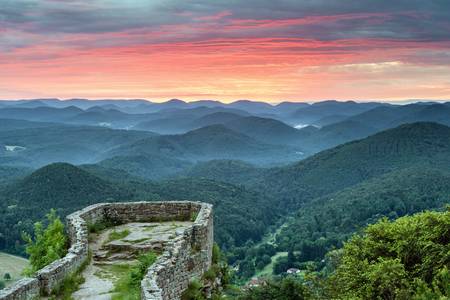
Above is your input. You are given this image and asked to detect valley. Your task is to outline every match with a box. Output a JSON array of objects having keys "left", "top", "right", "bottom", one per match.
[
  {"left": 0, "top": 252, "right": 28, "bottom": 288},
  {"left": 3, "top": 2, "right": 450, "bottom": 298},
  {"left": 0, "top": 99, "right": 448, "bottom": 299}
]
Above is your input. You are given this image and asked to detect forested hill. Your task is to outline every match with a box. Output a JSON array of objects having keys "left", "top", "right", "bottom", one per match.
[
  {"left": 1, "top": 122, "right": 449, "bottom": 282},
  {"left": 275, "top": 166, "right": 450, "bottom": 264},
  {"left": 0, "top": 163, "right": 276, "bottom": 255},
  {"left": 255, "top": 122, "right": 450, "bottom": 208},
  {"left": 104, "top": 124, "right": 303, "bottom": 165},
  {"left": 228, "top": 122, "right": 450, "bottom": 279},
  {"left": 0, "top": 163, "right": 134, "bottom": 252}
]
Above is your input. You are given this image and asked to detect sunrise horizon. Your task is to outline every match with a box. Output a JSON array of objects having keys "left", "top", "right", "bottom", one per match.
[
  {"left": 2, "top": 1, "right": 450, "bottom": 102},
  {"left": 1, "top": 96, "right": 450, "bottom": 105}
]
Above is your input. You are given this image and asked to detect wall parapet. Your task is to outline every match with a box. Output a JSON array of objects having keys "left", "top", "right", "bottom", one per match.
[
  {"left": 142, "top": 202, "right": 214, "bottom": 299},
  {"left": 0, "top": 201, "right": 213, "bottom": 300}
]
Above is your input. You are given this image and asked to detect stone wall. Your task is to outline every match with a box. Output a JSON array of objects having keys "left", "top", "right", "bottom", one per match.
[
  {"left": 0, "top": 201, "right": 213, "bottom": 300},
  {"left": 141, "top": 202, "right": 214, "bottom": 300}
]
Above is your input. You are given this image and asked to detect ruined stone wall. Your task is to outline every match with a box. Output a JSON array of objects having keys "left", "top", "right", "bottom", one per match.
[
  {"left": 0, "top": 201, "right": 213, "bottom": 300},
  {"left": 141, "top": 202, "right": 214, "bottom": 300},
  {"left": 0, "top": 278, "right": 39, "bottom": 300}
]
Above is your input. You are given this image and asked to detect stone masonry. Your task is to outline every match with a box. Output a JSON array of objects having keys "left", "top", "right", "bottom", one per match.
[{"left": 0, "top": 201, "right": 213, "bottom": 300}]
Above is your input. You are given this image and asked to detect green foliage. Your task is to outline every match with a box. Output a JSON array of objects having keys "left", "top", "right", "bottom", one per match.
[
  {"left": 186, "top": 243, "right": 233, "bottom": 299},
  {"left": 203, "top": 265, "right": 220, "bottom": 281},
  {"left": 181, "top": 279, "right": 205, "bottom": 300},
  {"left": 0, "top": 163, "right": 133, "bottom": 254},
  {"left": 112, "top": 252, "right": 157, "bottom": 300},
  {"left": 1, "top": 122, "right": 450, "bottom": 291},
  {"left": 107, "top": 229, "right": 130, "bottom": 242},
  {"left": 413, "top": 267, "right": 450, "bottom": 299},
  {"left": 87, "top": 219, "right": 115, "bottom": 233},
  {"left": 3, "top": 273, "right": 11, "bottom": 281},
  {"left": 22, "top": 209, "right": 67, "bottom": 274},
  {"left": 50, "top": 250, "right": 91, "bottom": 299},
  {"left": 97, "top": 154, "right": 192, "bottom": 180},
  {"left": 183, "top": 159, "right": 263, "bottom": 186},
  {"left": 0, "top": 280, "right": 5, "bottom": 290},
  {"left": 329, "top": 209, "right": 450, "bottom": 299},
  {"left": 0, "top": 166, "right": 31, "bottom": 184},
  {"left": 190, "top": 211, "right": 199, "bottom": 222},
  {"left": 51, "top": 271, "right": 85, "bottom": 300},
  {"left": 0, "top": 163, "right": 276, "bottom": 258},
  {"left": 269, "top": 167, "right": 450, "bottom": 272},
  {"left": 151, "top": 178, "right": 279, "bottom": 249},
  {"left": 238, "top": 276, "right": 311, "bottom": 300},
  {"left": 257, "top": 123, "right": 450, "bottom": 212},
  {"left": 212, "top": 243, "right": 221, "bottom": 264},
  {"left": 231, "top": 123, "right": 450, "bottom": 279}
]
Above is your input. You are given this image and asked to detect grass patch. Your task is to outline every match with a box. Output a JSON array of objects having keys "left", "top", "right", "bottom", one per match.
[
  {"left": 106, "top": 229, "right": 130, "bottom": 243},
  {"left": 111, "top": 252, "right": 158, "bottom": 300},
  {"left": 190, "top": 211, "right": 199, "bottom": 222},
  {"left": 87, "top": 219, "right": 115, "bottom": 234},
  {"left": 96, "top": 264, "right": 133, "bottom": 282},
  {"left": 51, "top": 272, "right": 85, "bottom": 300},
  {"left": 0, "top": 252, "right": 29, "bottom": 287},
  {"left": 50, "top": 251, "right": 91, "bottom": 299},
  {"left": 143, "top": 225, "right": 158, "bottom": 231},
  {"left": 254, "top": 251, "right": 287, "bottom": 278}
]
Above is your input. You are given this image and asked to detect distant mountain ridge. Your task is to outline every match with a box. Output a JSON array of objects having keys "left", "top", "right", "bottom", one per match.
[
  {"left": 0, "top": 121, "right": 449, "bottom": 280},
  {"left": 259, "top": 122, "right": 450, "bottom": 203},
  {"left": 105, "top": 124, "right": 304, "bottom": 165},
  {"left": 0, "top": 125, "right": 156, "bottom": 167},
  {"left": 1, "top": 100, "right": 449, "bottom": 154}
]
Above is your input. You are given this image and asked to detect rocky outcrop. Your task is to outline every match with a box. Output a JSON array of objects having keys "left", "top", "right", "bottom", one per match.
[{"left": 0, "top": 201, "right": 213, "bottom": 300}]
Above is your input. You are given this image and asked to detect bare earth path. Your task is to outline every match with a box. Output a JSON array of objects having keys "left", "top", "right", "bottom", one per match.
[{"left": 71, "top": 221, "right": 192, "bottom": 300}]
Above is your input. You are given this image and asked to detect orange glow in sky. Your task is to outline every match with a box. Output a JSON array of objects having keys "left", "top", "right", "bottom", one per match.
[{"left": 1, "top": 1, "right": 450, "bottom": 102}]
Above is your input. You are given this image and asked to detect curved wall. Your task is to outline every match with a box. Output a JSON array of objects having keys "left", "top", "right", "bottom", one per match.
[{"left": 0, "top": 201, "right": 213, "bottom": 300}]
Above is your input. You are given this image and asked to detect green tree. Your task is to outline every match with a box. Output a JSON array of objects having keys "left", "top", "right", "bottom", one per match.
[
  {"left": 239, "top": 276, "right": 311, "bottom": 300},
  {"left": 413, "top": 267, "right": 450, "bottom": 299},
  {"left": 212, "top": 243, "right": 221, "bottom": 264},
  {"left": 3, "top": 273, "right": 11, "bottom": 281},
  {"left": 22, "top": 209, "right": 67, "bottom": 274},
  {"left": 329, "top": 209, "right": 450, "bottom": 299}
]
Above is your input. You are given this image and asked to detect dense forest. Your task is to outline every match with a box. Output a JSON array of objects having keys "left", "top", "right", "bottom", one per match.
[
  {"left": 0, "top": 163, "right": 278, "bottom": 255},
  {"left": 1, "top": 122, "right": 449, "bottom": 283},
  {"left": 0, "top": 98, "right": 449, "bottom": 298},
  {"left": 2, "top": 0, "right": 450, "bottom": 294},
  {"left": 238, "top": 209, "right": 450, "bottom": 299}
]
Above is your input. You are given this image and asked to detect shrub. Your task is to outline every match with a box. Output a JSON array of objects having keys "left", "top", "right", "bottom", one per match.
[
  {"left": 181, "top": 279, "right": 205, "bottom": 300},
  {"left": 22, "top": 209, "right": 67, "bottom": 274},
  {"left": 329, "top": 209, "right": 450, "bottom": 299},
  {"left": 190, "top": 211, "right": 199, "bottom": 222},
  {"left": 50, "top": 250, "right": 91, "bottom": 299},
  {"left": 238, "top": 276, "right": 311, "bottom": 300},
  {"left": 87, "top": 219, "right": 115, "bottom": 233},
  {"left": 212, "top": 243, "right": 221, "bottom": 264}
]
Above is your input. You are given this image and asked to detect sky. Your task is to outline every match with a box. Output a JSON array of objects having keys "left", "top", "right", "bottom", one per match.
[{"left": 1, "top": 0, "right": 450, "bottom": 102}]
